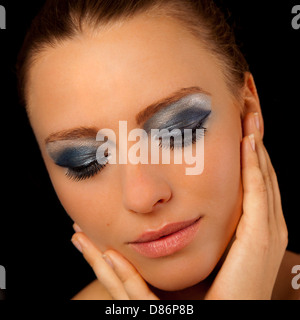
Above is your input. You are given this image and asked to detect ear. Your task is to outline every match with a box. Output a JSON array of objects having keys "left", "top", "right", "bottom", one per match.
[{"left": 241, "top": 72, "right": 264, "bottom": 138}]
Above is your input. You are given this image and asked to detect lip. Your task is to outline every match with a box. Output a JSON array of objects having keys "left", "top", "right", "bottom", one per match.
[{"left": 128, "top": 216, "right": 202, "bottom": 258}]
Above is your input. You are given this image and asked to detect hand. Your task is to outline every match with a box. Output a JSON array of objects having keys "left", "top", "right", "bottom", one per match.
[
  {"left": 71, "top": 227, "right": 159, "bottom": 300},
  {"left": 205, "top": 112, "right": 288, "bottom": 300}
]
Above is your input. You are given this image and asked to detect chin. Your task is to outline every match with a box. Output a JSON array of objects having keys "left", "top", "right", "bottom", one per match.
[{"left": 137, "top": 250, "right": 219, "bottom": 291}]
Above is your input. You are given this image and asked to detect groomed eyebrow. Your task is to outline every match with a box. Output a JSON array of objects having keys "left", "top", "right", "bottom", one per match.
[
  {"left": 45, "top": 127, "right": 98, "bottom": 144},
  {"left": 45, "top": 86, "right": 211, "bottom": 144}
]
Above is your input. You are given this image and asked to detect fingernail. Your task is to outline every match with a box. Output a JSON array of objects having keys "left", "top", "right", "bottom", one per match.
[
  {"left": 73, "top": 223, "right": 83, "bottom": 233},
  {"left": 249, "top": 134, "right": 255, "bottom": 151},
  {"left": 102, "top": 254, "right": 114, "bottom": 269},
  {"left": 71, "top": 236, "right": 83, "bottom": 253},
  {"left": 253, "top": 112, "right": 260, "bottom": 130}
]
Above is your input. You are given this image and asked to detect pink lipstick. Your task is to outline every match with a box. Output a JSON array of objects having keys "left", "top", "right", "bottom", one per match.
[{"left": 128, "top": 216, "right": 202, "bottom": 258}]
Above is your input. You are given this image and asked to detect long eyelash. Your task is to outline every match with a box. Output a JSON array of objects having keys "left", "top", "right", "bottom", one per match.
[
  {"left": 65, "top": 160, "right": 108, "bottom": 182},
  {"left": 158, "top": 121, "right": 207, "bottom": 151},
  {"left": 64, "top": 119, "right": 207, "bottom": 181}
]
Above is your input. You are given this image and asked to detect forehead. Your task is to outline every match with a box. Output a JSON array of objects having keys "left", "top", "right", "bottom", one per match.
[{"left": 27, "top": 13, "right": 228, "bottom": 145}]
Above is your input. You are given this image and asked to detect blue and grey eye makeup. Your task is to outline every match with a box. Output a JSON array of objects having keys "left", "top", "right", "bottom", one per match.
[
  {"left": 46, "top": 92, "right": 212, "bottom": 181},
  {"left": 143, "top": 93, "right": 211, "bottom": 149},
  {"left": 46, "top": 138, "right": 109, "bottom": 181}
]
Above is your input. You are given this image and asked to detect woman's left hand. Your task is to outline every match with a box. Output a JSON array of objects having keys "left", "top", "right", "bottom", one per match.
[
  {"left": 205, "top": 112, "right": 288, "bottom": 300},
  {"left": 71, "top": 228, "right": 159, "bottom": 300}
]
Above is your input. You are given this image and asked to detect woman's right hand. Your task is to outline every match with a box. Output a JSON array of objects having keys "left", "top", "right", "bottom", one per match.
[{"left": 71, "top": 227, "right": 159, "bottom": 300}]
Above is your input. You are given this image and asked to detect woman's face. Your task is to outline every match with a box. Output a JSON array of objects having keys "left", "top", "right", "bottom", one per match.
[{"left": 27, "top": 13, "right": 243, "bottom": 291}]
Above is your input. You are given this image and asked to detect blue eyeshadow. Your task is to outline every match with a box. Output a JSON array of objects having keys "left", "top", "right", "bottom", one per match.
[
  {"left": 158, "top": 108, "right": 211, "bottom": 131},
  {"left": 52, "top": 146, "right": 98, "bottom": 168},
  {"left": 143, "top": 93, "right": 212, "bottom": 132},
  {"left": 46, "top": 93, "right": 212, "bottom": 170},
  {"left": 46, "top": 139, "right": 100, "bottom": 168}
]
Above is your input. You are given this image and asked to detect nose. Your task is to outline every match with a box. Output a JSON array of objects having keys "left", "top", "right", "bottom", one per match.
[{"left": 121, "top": 164, "right": 172, "bottom": 214}]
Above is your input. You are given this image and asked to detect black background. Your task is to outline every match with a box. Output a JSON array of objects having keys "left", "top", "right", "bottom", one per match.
[{"left": 0, "top": 1, "right": 299, "bottom": 300}]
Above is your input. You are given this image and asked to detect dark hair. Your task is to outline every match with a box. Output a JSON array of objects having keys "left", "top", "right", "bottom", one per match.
[{"left": 16, "top": 0, "right": 249, "bottom": 109}]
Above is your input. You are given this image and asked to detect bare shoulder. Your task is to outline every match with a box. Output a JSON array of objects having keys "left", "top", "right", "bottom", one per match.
[
  {"left": 72, "top": 279, "right": 112, "bottom": 300},
  {"left": 272, "top": 250, "right": 300, "bottom": 300}
]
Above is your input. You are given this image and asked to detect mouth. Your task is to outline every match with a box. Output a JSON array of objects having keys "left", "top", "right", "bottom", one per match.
[{"left": 127, "top": 216, "right": 202, "bottom": 258}]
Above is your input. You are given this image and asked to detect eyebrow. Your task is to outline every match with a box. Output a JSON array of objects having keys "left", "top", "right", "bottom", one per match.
[
  {"left": 45, "top": 127, "right": 98, "bottom": 144},
  {"left": 45, "top": 86, "right": 210, "bottom": 144}
]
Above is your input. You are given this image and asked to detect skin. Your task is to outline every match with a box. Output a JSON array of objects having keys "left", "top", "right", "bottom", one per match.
[{"left": 26, "top": 12, "right": 299, "bottom": 299}]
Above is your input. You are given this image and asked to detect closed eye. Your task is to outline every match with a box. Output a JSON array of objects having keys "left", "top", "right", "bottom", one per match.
[{"left": 157, "top": 110, "right": 211, "bottom": 150}]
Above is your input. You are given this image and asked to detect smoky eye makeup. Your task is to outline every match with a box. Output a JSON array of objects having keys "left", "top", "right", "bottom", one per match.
[
  {"left": 46, "top": 138, "right": 109, "bottom": 181},
  {"left": 46, "top": 139, "right": 98, "bottom": 167},
  {"left": 46, "top": 92, "right": 212, "bottom": 181},
  {"left": 143, "top": 93, "right": 212, "bottom": 132},
  {"left": 143, "top": 93, "right": 212, "bottom": 148}
]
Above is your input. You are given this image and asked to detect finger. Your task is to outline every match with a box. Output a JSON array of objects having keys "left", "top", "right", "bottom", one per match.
[
  {"left": 242, "top": 111, "right": 263, "bottom": 138},
  {"left": 243, "top": 113, "right": 275, "bottom": 223},
  {"left": 260, "top": 145, "right": 288, "bottom": 240},
  {"left": 260, "top": 145, "right": 283, "bottom": 216},
  {"left": 73, "top": 223, "right": 83, "bottom": 233},
  {"left": 243, "top": 113, "right": 287, "bottom": 243},
  {"left": 247, "top": 112, "right": 284, "bottom": 226},
  {"left": 103, "top": 250, "right": 159, "bottom": 300},
  {"left": 241, "top": 134, "right": 269, "bottom": 234},
  {"left": 254, "top": 134, "right": 275, "bottom": 224},
  {"left": 71, "top": 233, "right": 130, "bottom": 300}
]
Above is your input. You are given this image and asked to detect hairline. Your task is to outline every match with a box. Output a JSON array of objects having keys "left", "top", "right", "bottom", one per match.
[{"left": 24, "top": 2, "right": 245, "bottom": 116}]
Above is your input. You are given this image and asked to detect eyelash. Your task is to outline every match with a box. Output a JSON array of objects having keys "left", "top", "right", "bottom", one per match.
[
  {"left": 65, "top": 119, "right": 208, "bottom": 182},
  {"left": 65, "top": 160, "right": 108, "bottom": 182},
  {"left": 158, "top": 120, "right": 207, "bottom": 150}
]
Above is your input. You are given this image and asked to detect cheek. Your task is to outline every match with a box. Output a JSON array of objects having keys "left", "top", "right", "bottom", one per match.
[
  {"left": 202, "top": 117, "right": 243, "bottom": 239},
  {"left": 44, "top": 162, "right": 121, "bottom": 250},
  {"left": 177, "top": 113, "right": 242, "bottom": 215},
  {"left": 206, "top": 134, "right": 242, "bottom": 204}
]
